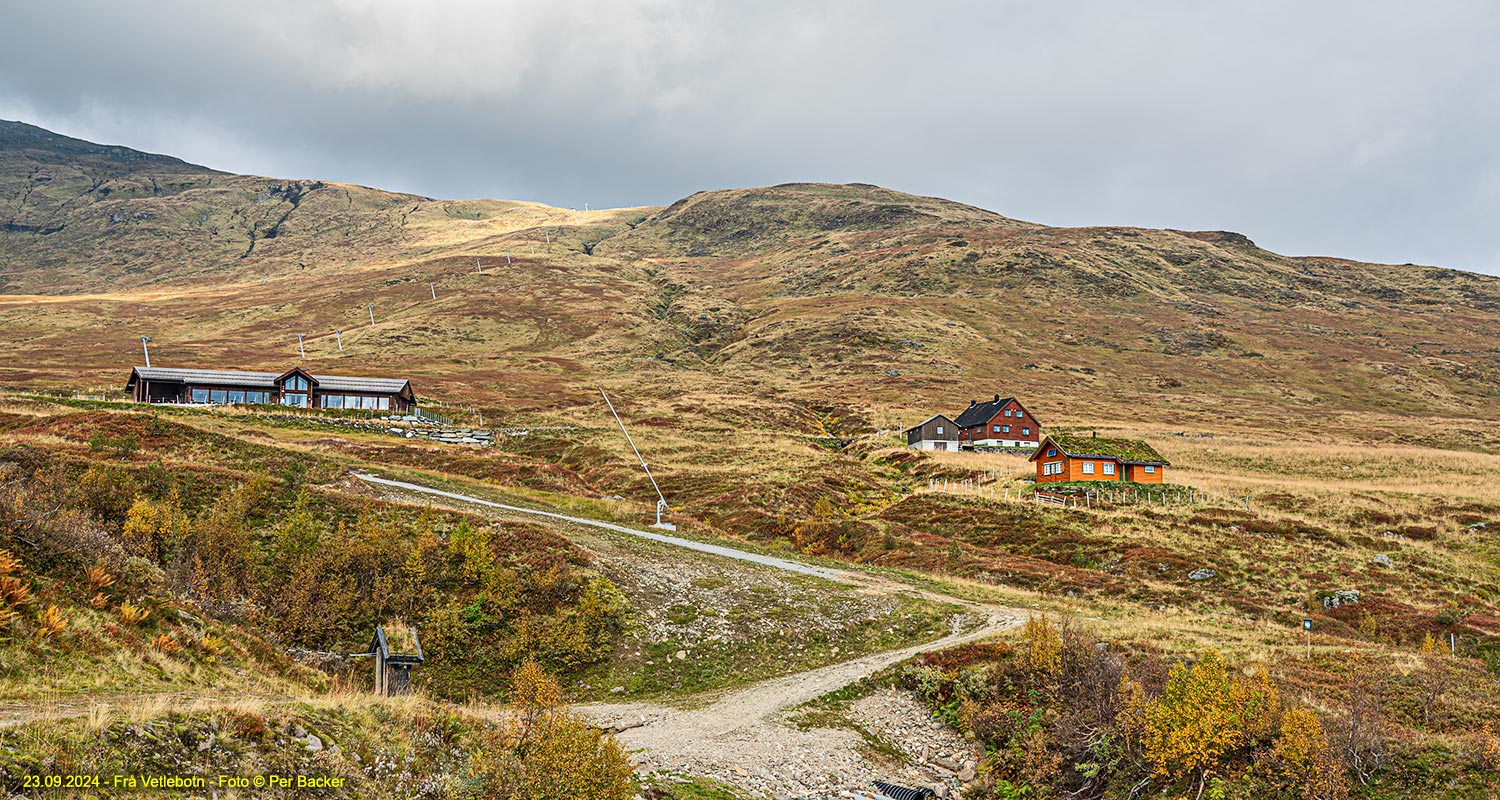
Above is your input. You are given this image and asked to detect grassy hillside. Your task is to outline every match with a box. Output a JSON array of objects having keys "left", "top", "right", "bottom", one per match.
[{"left": 3, "top": 122, "right": 1499, "bottom": 796}]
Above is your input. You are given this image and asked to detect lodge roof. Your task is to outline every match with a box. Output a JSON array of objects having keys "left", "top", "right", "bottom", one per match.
[
  {"left": 954, "top": 394, "right": 1034, "bottom": 427},
  {"left": 1030, "top": 433, "right": 1169, "bottom": 465},
  {"left": 126, "top": 366, "right": 411, "bottom": 394}
]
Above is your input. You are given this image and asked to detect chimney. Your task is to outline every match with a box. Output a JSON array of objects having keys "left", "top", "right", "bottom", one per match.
[
  {"left": 993, "top": 393, "right": 1000, "bottom": 403},
  {"left": 1092, "top": 430, "right": 1097, "bottom": 438},
  {"left": 969, "top": 399, "right": 976, "bottom": 406}
]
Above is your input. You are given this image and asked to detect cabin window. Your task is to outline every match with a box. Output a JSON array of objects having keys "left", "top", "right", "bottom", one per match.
[
  {"left": 360, "top": 396, "right": 377, "bottom": 410},
  {"left": 1002, "top": 425, "right": 1010, "bottom": 433},
  {"left": 1023, "top": 428, "right": 1030, "bottom": 435},
  {"left": 245, "top": 391, "right": 267, "bottom": 404},
  {"left": 209, "top": 390, "right": 226, "bottom": 404},
  {"left": 378, "top": 398, "right": 390, "bottom": 410},
  {"left": 1043, "top": 461, "right": 1063, "bottom": 476},
  {"left": 936, "top": 425, "right": 944, "bottom": 434},
  {"left": 1103, "top": 462, "right": 1115, "bottom": 475},
  {"left": 283, "top": 393, "right": 307, "bottom": 407},
  {"left": 1004, "top": 409, "right": 1012, "bottom": 416},
  {"left": 285, "top": 375, "right": 309, "bottom": 391},
  {"left": 1082, "top": 462, "right": 1095, "bottom": 474},
  {"left": 1144, "top": 465, "right": 1156, "bottom": 474},
  {"left": 1047, "top": 448, "right": 1057, "bottom": 457},
  {"left": 325, "top": 395, "right": 343, "bottom": 409},
  {"left": 191, "top": 389, "right": 209, "bottom": 403},
  {"left": 228, "top": 391, "right": 245, "bottom": 403},
  {"left": 992, "top": 425, "right": 1000, "bottom": 433}
]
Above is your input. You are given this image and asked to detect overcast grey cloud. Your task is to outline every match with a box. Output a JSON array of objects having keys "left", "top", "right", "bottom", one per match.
[{"left": 2, "top": 0, "right": 1497, "bottom": 273}]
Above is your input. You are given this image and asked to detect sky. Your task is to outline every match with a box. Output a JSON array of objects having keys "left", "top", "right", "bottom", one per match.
[{"left": 2, "top": 0, "right": 1498, "bottom": 275}]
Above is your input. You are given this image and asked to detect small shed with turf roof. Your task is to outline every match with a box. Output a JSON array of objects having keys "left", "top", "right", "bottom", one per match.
[
  {"left": 1030, "top": 433, "right": 1170, "bottom": 484},
  {"left": 367, "top": 622, "right": 424, "bottom": 696}
]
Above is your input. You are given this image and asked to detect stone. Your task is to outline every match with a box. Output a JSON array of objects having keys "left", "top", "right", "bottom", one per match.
[
  {"left": 304, "top": 734, "right": 323, "bottom": 752},
  {"left": 1322, "top": 589, "right": 1361, "bottom": 609},
  {"left": 610, "top": 686, "right": 626, "bottom": 694},
  {"left": 1188, "top": 568, "right": 1216, "bottom": 581},
  {"left": 197, "top": 733, "right": 214, "bottom": 752},
  {"left": 675, "top": 650, "right": 688, "bottom": 661},
  {"left": 1371, "top": 553, "right": 1393, "bottom": 568}
]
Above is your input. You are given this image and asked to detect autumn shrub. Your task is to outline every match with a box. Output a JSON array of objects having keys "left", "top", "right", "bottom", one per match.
[
  {"left": 118, "top": 602, "right": 150, "bottom": 625},
  {"left": 151, "top": 633, "right": 181, "bottom": 655},
  {"left": 1331, "top": 663, "right": 1391, "bottom": 784},
  {"left": 122, "top": 494, "right": 190, "bottom": 563},
  {"left": 34, "top": 604, "right": 67, "bottom": 640},
  {"left": 85, "top": 564, "right": 115, "bottom": 591},
  {"left": 1140, "top": 651, "right": 1281, "bottom": 785},
  {"left": 1269, "top": 707, "right": 1351, "bottom": 800},
  {"left": 456, "top": 661, "right": 631, "bottom": 800},
  {"left": 197, "top": 634, "right": 226, "bottom": 656}
]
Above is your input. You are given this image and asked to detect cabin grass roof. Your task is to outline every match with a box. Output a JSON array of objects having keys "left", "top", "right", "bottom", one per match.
[{"left": 1033, "top": 433, "right": 1169, "bottom": 464}]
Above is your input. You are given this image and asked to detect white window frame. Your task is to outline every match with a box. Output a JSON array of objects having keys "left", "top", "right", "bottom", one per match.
[
  {"left": 936, "top": 425, "right": 944, "bottom": 434},
  {"left": 1103, "top": 462, "right": 1115, "bottom": 475},
  {"left": 1082, "top": 461, "right": 1094, "bottom": 475},
  {"left": 1144, "top": 465, "right": 1156, "bottom": 474}
]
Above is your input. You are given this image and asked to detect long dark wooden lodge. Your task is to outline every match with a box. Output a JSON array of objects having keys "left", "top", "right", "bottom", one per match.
[{"left": 125, "top": 366, "right": 415, "bottom": 412}]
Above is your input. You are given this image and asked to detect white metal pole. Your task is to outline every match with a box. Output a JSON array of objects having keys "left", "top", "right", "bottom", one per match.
[
  {"left": 296, "top": 334, "right": 306, "bottom": 359},
  {"left": 430, "top": 282, "right": 436, "bottom": 299},
  {"left": 368, "top": 305, "right": 376, "bottom": 326},
  {"left": 334, "top": 330, "right": 343, "bottom": 351},
  {"left": 140, "top": 336, "right": 152, "bottom": 367}
]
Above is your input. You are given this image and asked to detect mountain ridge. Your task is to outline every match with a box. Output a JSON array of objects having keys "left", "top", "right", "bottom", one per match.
[{"left": 0, "top": 120, "right": 1497, "bottom": 436}]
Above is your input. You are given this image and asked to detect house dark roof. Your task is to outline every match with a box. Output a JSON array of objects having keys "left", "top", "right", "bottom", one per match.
[
  {"left": 904, "top": 414, "right": 957, "bottom": 434},
  {"left": 954, "top": 394, "right": 1036, "bottom": 427},
  {"left": 126, "top": 367, "right": 410, "bottom": 394},
  {"left": 1031, "top": 434, "right": 1169, "bottom": 464}
]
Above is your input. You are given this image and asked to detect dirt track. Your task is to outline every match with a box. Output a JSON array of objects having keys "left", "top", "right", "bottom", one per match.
[{"left": 581, "top": 607, "right": 1019, "bottom": 798}]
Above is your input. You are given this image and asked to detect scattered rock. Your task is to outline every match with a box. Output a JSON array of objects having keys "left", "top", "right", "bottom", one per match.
[
  {"left": 1371, "top": 554, "right": 1393, "bottom": 568},
  {"left": 1322, "top": 589, "right": 1361, "bottom": 609},
  {"left": 675, "top": 650, "right": 688, "bottom": 661},
  {"left": 1188, "top": 568, "right": 1216, "bottom": 581}
]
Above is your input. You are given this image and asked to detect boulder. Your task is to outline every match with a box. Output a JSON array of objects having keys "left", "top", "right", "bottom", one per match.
[{"left": 1188, "top": 568, "right": 1216, "bottom": 581}]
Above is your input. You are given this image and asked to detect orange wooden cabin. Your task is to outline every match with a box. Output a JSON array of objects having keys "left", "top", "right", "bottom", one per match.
[{"left": 1030, "top": 434, "right": 1169, "bottom": 484}]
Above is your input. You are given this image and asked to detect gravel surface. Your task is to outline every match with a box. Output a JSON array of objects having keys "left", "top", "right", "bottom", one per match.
[{"left": 586, "top": 608, "right": 1019, "bottom": 799}]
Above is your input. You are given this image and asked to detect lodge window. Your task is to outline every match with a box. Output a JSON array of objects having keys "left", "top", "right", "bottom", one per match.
[
  {"left": 1144, "top": 465, "right": 1156, "bottom": 474},
  {"left": 282, "top": 393, "right": 308, "bottom": 407},
  {"left": 1023, "top": 427, "right": 1030, "bottom": 435},
  {"left": 325, "top": 395, "right": 343, "bottom": 409},
  {"left": 245, "top": 391, "right": 268, "bottom": 404},
  {"left": 191, "top": 389, "right": 209, "bottom": 403},
  {"left": 210, "top": 389, "right": 227, "bottom": 404},
  {"left": 1082, "top": 462, "right": 1095, "bottom": 475},
  {"left": 1002, "top": 425, "right": 1010, "bottom": 433},
  {"left": 1004, "top": 409, "right": 1012, "bottom": 416},
  {"left": 1103, "top": 463, "right": 1115, "bottom": 475},
  {"left": 1047, "top": 448, "right": 1057, "bottom": 457},
  {"left": 285, "top": 375, "right": 309, "bottom": 391},
  {"left": 993, "top": 425, "right": 1000, "bottom": 433},
  {"left": 228, "top": 390, "right": 245, "bottom": 403}
]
